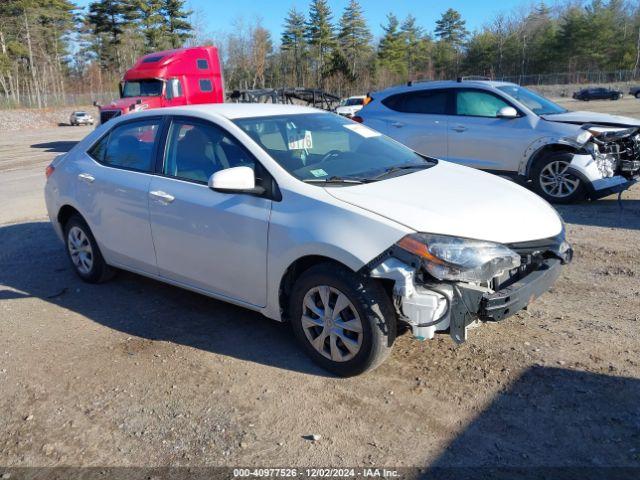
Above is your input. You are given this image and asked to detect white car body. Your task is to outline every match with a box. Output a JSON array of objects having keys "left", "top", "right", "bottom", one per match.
[
  {"left": 69, "top": 111, "right": 94, "bottom": 126},
  {"left": 45, "top": 104, "right": 569, "bottom": 373},
  {"left": 335, "top": 96, "right": 365, "bottom": 118}
]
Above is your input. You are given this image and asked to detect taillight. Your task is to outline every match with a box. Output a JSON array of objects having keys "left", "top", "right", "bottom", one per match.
[
  {"left": 363, "top": 94, "right": 373, "bottom": 106},
  {"left": 45, "top": 165, "right": 55, "bottom": 179},
  {"left": 352, "top": 115, "right": 363, "bottom": 123}
]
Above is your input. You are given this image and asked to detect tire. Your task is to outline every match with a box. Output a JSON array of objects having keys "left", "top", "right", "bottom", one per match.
[
  {"left": 531, "top": 152, "right": 586, "bottom": 204},
  {"left": 635, "top": 92, "right": 640, "bottom": 99},
  {"left": 289, "top": 262, "right": 396, "bottom": 377},
  {"left": 63, "top": 214, "right": 115, "bottom": 283}
]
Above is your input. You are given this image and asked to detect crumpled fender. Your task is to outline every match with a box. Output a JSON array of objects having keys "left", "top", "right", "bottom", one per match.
[{"left": 519, "top": 136, "right": 587, "bottom": 176}]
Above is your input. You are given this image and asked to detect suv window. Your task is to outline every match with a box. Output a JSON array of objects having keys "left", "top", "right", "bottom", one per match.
[
  {"left": 164, "top": 120, "right": 255, "bottom": 183},
  {"left": 455, "top": 90, "right": 511, "bottom": 118},
  {"left": 382, "top": 89, "right": 449, "bottom": 114},
  {"left": 88, "top": 120, "right": 160, "bottom": 172}
]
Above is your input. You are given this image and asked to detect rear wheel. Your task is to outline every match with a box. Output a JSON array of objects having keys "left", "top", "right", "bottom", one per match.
[
  {"left": 64, "top": 214, "right": 115, "bottom": 283},
  {"left": 289, "top": 263, "right": 396, "bottom": 376},
  {"left": 531, "top": 153, "right": 586, "bottom": 204},
  {"left": 635, "top": 92, "right": 640, "bottom": 99}
]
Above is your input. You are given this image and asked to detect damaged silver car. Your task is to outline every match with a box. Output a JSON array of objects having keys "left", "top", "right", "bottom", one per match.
[{"left": 357, "top": 80, "right": 640, "bottom": 203}]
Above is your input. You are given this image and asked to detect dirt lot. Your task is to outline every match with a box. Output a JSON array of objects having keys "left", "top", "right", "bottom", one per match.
[{"left": 1, "top": 98, "right": 639, "bottom": 476}]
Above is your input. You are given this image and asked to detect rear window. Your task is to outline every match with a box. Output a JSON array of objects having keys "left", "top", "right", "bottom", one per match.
[
  {"left": 88, "top": 120, "right": 160, "bottom": 173},
  {"left": 382, "top": 90, "right": 449, "bottom": 114},
  {"left": 199, "top": 79, "right": 213, "bottom": 92},
  {"left": 197, "top": 59, "right": 208, "bottom": 69}
]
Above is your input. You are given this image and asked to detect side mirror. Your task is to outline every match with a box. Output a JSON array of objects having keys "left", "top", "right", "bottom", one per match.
[
  {"left": 208, "top": 166, "right": 265, "bottom": 195},
  {"left": 497, "top": 106, "right": 518, "bottom": 119}
]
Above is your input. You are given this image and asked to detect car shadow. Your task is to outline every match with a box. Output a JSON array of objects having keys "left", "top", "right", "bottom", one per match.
[
  {"left": 425, "top": 366, "right": 640, "bottom": 480},
  {"left": 31, "top": 140, "right": 79, "bottom": 153},
  {"left": 556, "top": 198, "right": 640, "bottom": 231},
  {"left": 0, "top": 221, "right": 329, "bottom": 377}
]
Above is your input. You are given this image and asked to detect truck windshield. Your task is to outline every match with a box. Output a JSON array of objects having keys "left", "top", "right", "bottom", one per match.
[
  {"left": 497, "top": 85, "right": 567, "bottom": 115},
  {"left": 122, "top": 79, "right": 163, "bottom": 98},
  {"left": 234, "top": 113, "right": 435, "bottom": 184}
]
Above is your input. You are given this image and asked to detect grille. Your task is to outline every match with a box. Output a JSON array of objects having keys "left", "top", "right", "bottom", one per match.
[{"left": 100, "top": 110, "right": 121, "bottom": 124}]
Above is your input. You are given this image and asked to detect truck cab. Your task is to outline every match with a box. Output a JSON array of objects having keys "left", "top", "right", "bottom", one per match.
[{"left": 98, "top": 46, "right": 224, "bottom": 124}]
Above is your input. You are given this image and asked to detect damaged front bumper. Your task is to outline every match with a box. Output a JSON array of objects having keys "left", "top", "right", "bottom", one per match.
[
  {"left": 369, "top": 242, "right": 570, "bottom": 344},
  {"left": 568, "top": 153, "right": 638, "bottom": 200}
]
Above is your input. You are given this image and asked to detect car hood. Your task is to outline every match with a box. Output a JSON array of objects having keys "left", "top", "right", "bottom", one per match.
[
  {"left": 325, "top": 161, "right": 563, "bottom": 244},
  {"left": 336, "top": 105, "right": 362, "bottom": 114},
  {"left": 541, "top": 110, "right": 640, "bottom": 128}
]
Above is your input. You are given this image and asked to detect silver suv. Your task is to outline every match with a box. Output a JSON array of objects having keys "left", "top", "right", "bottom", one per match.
[{"left": 357, "top": 80, "right": 640, "bottom": 203}]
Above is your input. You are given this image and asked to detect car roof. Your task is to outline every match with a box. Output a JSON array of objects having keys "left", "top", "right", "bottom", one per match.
[
  {"left": 372, "top": 80, "right": 518, "bottom": 97},
  {"left": 151, "top": 103, "right": 323, "bottom": 120}
]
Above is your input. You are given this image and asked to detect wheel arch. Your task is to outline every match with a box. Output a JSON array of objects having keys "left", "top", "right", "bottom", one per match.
[
  {"left": 524, "top": 143, "right": 580, "bottom": 179},
  {"left": 57, "top": 204, "right": 84, "bottom": 229}
]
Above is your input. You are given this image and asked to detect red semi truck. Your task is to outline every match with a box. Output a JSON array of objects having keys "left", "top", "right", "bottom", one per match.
[{"left": 97, "top": 46, "right": 224, "bottom": 124}]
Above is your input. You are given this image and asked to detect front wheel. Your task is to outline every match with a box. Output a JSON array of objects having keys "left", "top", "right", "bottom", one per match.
[
  {"left": 289, "top": 263, "right": 396, "bottom": 376},
  {"left": 635, "top": 92, "right": 640, "bottom": 99},
  {"left": 531, "top": 153, "right": 586, "bottom": 204}
]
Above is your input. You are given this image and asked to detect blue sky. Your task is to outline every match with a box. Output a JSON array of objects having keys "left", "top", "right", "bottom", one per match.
[{"left": 76, "top": 0, "right": 552, "bottom": 39}]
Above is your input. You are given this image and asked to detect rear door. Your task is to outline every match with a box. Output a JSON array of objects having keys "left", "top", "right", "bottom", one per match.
[
  {"left": 447, "top": 88, "right": 532, "bottom": 172},
  {"left": 78, "top": 117, "right": 162, "bottom": 274},
  {"left": 147, "top": 116, "right": 271, "bottom": 307},
  {"left": 374, "top": 89, "right": 451, "bottom": 158}
]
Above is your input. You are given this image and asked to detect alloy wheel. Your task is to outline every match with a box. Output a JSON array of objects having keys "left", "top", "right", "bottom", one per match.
[
  {"left": 539, "top": 160, "right": 580, "bottom": 198},
  {"left": 67, "top": 226, "right": 94, "bottom": 275},
  {"left": 301, "top": 286, "right": 363, "bottom": 362}
]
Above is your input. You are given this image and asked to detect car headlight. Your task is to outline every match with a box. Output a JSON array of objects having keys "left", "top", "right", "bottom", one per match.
[{"left": 396, "top": 233, "right": 521, "bottom": 283}]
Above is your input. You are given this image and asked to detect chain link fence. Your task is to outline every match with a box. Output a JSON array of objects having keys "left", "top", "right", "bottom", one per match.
[
  {"left": 0, "top": 92, "right": 118, "bottom": 109},
  {"left": 497, "top": 69, "right": 640, "bottom": 86}
]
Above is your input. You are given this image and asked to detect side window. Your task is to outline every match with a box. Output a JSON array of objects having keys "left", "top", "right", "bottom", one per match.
[
  {"left": 164, "top": 120, "right": 255, "bottom": 183},
  {"left": 89, "top": 120, "right": 159, "bottom": 172},
  {"left": 382, "top": 90, "right": 449, "bottom": 114},
  {"left": 197, "top": 59, "right": 208, "bottom": 70},
  {"left": 199, "top": 79, "right": 213, "bottom": 92},
  {"left": 455, "top": 90, "right": 510, "bottom": 118}
]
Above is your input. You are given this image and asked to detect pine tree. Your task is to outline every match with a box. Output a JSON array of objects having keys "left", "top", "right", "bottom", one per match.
[
  {"left": 338, "top": 0, "right": 371, "bottom": 76},
  {"left": 377, "top": 13, "right": 406, "bottom": 77},
  {"left": 87, "top": 0, "right": 135, "bottom": 69},
  {"left": 128, "top": 0, "right": 165, "bottom": 51},
  {"left": 281, "top": 7, "right": 307, "bottom": 86},
  {"left": 400, "top": 15, "right": 428, "bottom": 77},
  {"left": 161, "top": 0, "right": 192, "bottom": 49},
  {"left": 305, "top": 0, "right": 336, "bottom": 88},
  {"left": 434, "top": 8, "right": 468, "bottom": 47}
]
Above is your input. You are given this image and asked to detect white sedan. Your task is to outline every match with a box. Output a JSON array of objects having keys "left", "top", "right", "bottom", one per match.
[{"left": 44, "top": 104, "right": 571, "bottom": 376}]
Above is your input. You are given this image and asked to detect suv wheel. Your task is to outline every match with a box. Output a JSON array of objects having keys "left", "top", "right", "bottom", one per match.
[
  {"left": 636, "top": 92, "right": 640, "bottom": 99},
  {"left": 531, "top": 153, "right": 585, "bottom": 204},
  {"left": 64, "top": 214, "right": 115, "bottom": 283},
  {"left": 289, "top": 263, "right": 396, "bottom": 376}
]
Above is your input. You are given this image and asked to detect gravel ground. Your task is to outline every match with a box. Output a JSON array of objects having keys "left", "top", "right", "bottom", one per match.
[
  {"left": 0, "top": 105, "right": 97, "bottom": 132},
  {"left": 0, "top": 98, "right": 639, "bottom": 477}
]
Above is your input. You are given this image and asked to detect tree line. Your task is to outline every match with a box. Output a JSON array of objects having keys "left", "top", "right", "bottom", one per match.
[{"left": 0, "top": 0, "right": 639, "bottom": 107}]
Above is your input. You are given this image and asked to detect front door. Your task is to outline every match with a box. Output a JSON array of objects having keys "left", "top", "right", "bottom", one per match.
[
  {"left": 447, "top": 89, "right": 532, "bottom": 172},
  {"left": 148, "top": 117, "right": 271, "bottom": 307}
]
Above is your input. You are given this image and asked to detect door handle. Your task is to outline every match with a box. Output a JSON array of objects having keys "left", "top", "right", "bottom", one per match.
[
  {"left": 391, "top": 122, "right": 405, "bottom": 128},
  {"left": 452, "top": 125, "right": 467, "bottom": 132},
  {"left": 149, "top": 190, "right": 175, "bottom": 204},
  {"left": 77, "top": 173, "right": 95, "bottom": 183}
]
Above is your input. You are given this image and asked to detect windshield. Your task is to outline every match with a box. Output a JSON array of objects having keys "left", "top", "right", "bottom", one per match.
[
  {"left": 74, "top": 112, "right": 86, "bottom": 116},
  {"left": 344, "top": 97, "right": 364, "bottom": 106},
  {"left": 233, "top": 113, "right": 435, "bottom": 184},
  {"left": 121, "top": 79, "right": 163, "bottom": 98},
  {"left": 497, "top": 85, "right": 567, "bottom": 115}
]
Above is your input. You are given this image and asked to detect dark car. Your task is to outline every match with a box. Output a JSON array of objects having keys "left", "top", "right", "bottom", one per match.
[
  {"left": 629, "top": 86, "right": 640, "bottom": 99},
  {"left": 573, "top": 87, "right": 622, "bottom": 101}
]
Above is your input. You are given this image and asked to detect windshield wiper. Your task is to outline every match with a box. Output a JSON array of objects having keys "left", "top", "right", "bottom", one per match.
[
  {"left": 369, "top": 164, "right": 431, "bottom": 181},
  {"left": 303, "top": 176, "right": 367, "bottom": 185}
]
